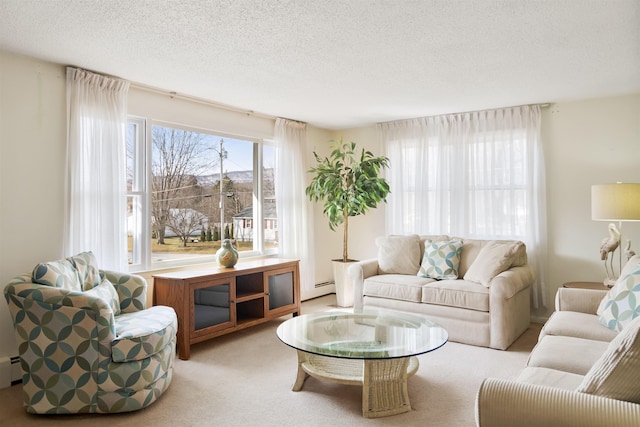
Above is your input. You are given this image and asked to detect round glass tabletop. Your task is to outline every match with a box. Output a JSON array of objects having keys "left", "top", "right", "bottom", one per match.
[{"left": 276, "top": 309, "right": 448, "bottom": 359}]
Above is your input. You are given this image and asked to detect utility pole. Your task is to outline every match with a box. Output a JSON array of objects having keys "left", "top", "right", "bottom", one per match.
[{"left": 218, "top": 138, "right": 226, "bottom": 238}]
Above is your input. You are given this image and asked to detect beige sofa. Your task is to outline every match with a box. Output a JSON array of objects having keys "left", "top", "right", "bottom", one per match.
[
  {"left": 350, "top": 234, "right": 534, "bottom": 350},
  {"left": 476, "top": 255, "right": 640, "bottom": 426}
]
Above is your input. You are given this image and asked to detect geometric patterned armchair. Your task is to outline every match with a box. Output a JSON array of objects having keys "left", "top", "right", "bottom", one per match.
[{"left": 3, "top": 251, "right": 177, "bottom": 414}]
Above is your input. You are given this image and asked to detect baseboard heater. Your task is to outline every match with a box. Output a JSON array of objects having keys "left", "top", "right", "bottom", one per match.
[
  {"left": 315, "top": 281, "right": 334, "bottom": 288},
  {"left": 10, "top": 356, "right": 21, "bottom": 385}
]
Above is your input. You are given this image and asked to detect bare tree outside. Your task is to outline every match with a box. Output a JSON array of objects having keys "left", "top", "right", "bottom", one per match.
[{"left": 152, "top": 126, "right": 215, "bottom": 245}]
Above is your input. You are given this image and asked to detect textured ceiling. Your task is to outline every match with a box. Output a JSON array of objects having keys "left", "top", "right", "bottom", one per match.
[{"left": 1, "top": 0, "right": 639, "bottom": 129}]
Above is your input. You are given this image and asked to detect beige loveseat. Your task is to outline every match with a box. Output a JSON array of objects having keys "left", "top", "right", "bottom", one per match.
[
  {"left": 476, "top": 254, "right": 640, "bottom": 426},
  {"left": 350, "top": 234, "right": 534, "bottom": 350}
]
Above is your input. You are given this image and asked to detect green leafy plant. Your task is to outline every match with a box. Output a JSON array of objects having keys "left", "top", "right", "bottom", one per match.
[{"left": 306, "top": 138, "right": 391, "bottom": 262}]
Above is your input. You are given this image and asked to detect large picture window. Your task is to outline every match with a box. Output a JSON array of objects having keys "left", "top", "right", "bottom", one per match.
[{"left": 126, "top": 119, "right": 277, "bottom": 271}]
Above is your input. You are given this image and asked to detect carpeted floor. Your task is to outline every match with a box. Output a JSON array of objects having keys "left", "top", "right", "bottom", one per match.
[{"left": 0, "top": 295, "right": 541, "bottom": 427}]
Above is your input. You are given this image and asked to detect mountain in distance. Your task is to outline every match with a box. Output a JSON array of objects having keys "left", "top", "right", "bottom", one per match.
[{"left": 197, "top": 168, "right": 273, "bottom": 187}]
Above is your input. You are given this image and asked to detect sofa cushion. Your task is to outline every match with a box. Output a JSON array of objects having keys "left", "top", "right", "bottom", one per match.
[
  {"left": 85, "top": 278, "right": 121, "bottom": 315},
  {"left": 68, "top": 251, "right": 101, "bottom": 290},
  {"left": 526, "top": 335, "right": 609, "bottom": 376},
  {"left": 32, "top": 258, "right": 82, "bottom": 291},
  {"left": 577, "top": 314, "right": 640, "bottom": 403},
  {"left": 421, "top": 279, "right": 489, "bottom": 311},
  {"left": 418, "top": 239, "right": 463, "bottom": 280},
  {"left": 463, "top": 240, "right": 526, "bottom": 287},
  {"left": 517, "top": 366, "right": 585, "bottom": 391},
  {"left": 597, "top": 256, "right": 640, "bottom": 331},
  {"left": 540, "top": 311, "right": 618, "bottom": 343},
  {"left": 112, "top": 305, "right": 178, "bottom": 362},
  {"left": 376, "top": 234, "right": 421, "bottom": 275},
  {"left": 363, "top": 274, "right": 434, "bottom": 303}
]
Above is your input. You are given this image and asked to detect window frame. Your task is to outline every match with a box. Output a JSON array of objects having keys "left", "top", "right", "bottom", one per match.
[{"left": 126, "top": 117, "right": 277, "bottom": 273}]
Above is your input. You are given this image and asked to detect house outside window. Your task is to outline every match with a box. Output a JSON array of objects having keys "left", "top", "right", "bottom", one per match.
[{"left": 126, "top": 118, "right": 277, "bottom": 271}]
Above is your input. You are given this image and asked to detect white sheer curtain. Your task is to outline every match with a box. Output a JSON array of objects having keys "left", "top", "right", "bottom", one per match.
[
  {"left": 379, "top": 105, "right": 548, "bottom": 311},
  {"left": 64, "top": 67, "right": 130, "bottom": 271},
  {"left": 274, "top": 118, "right": 315, "bottom": 294}
]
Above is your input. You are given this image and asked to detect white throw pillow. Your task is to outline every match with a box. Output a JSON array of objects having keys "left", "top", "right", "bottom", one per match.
[
  {"left": 418, "top": 239, "right": 463, "bottom": 280},
  {"left": 376, "top": 234, "right": 421, "bottom": 275},
  {"left": 597, "top": 255, "right": 640, "bottom": 331},
  {"left": 577, "top": 314, "right": 640, "bottom": 403},
  {"left": 463, "top": 240, "right": 526, "bottom": 287}
]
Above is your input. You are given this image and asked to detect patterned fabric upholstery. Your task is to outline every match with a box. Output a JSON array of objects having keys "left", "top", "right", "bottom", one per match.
[
  {"left": 68, "top": 251, "right": 101, "bottom": 290},
  {"left": 85, "top": 278, "right": 121, "bottom": 315},
  {"left": 418, "top": 239, "right": 463, "bottom": 280},
  {"left": 31, "top": 258, "right": 81, "bottom": 290},
  {"left": 4, "top": 258, "right": 177, "bottom": 414},
  {"left": 598, "top": 256, "right": 640, "bottom": 331}
]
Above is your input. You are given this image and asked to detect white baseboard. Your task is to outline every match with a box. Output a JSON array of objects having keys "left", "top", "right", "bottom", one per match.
[
  {"left": 11, "top": 357, "right": 21, "bottom": 384},
  {"left": 0, "top": 356, "right": 21, "bottom": 389},
  {"left": 0, "top": 357, "right": 10, "bottom": 389}
]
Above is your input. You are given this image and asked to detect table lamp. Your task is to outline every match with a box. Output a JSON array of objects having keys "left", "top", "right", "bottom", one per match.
[{"left": 591, "top": 182, "right": 640, "bottom": 286}]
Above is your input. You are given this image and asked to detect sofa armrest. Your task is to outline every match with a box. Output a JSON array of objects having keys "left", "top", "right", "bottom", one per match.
[
  {"left": 489, "top": 265, "right": 534, "bottom": 299},
  {"left": 555, "top": 287, "right": 608, "bottom": 314},
  {"left": 476, "top": 378, "right": 640, "bottom": 427},
  {"left": 348, "top": 258, "right": 379, "bottom": 312},
  {"left": 101, "top": 269, "right": 148, "bottom": 312}
]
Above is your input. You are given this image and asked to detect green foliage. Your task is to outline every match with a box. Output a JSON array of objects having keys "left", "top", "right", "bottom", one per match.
[
  {"left": 305, "top": 138, "right": 390, "bottom": 261},
  {"left": 224, "top": 225, "right": 230, "bottom": 239},
  {"left": 213, "top": 226, "right": 220, "bottom": 241},
  {"left": 206, "top": 226, "right": 212, "bottom": 242},
  {"left": 200, "top": 228, "right": 206, "bottom": 242}
]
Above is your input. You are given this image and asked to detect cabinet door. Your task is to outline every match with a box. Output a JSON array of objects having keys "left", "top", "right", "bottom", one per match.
[
  {"left": 191, "top": 277, "right": 236, "bottom": 337},
  {"left": 265, "top": 266, "right": 298, "bottom": 314}
]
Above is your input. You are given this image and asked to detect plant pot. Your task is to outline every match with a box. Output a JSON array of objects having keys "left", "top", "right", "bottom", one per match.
[{"left": 332, "top": 259, "right": 358, "bottom": 307}]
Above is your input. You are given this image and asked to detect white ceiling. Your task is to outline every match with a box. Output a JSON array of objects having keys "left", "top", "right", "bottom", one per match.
[{"left": 1, "top": 0, "right": 639, "bottom": 129}]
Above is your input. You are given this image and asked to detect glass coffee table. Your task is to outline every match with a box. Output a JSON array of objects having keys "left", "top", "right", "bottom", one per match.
[{"left": 276, "top": 309, "right": 448, "bottom": 418}]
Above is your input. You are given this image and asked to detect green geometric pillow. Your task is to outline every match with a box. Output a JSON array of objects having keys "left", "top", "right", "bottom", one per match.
[
  {"left": 418, "top": 239, "right": 463, "bottom": 280},
  {"left": 85, "top": 278, "right": 121, "bottom": 315},
  {"left": 598, "top": 263, "right": 640, "bottom": 332},
  {"left": 68, "top": 251, "right": 101, "bottom": 290},
  {"left": 32, "top": 258, "right": 81, "bottom": 290}
]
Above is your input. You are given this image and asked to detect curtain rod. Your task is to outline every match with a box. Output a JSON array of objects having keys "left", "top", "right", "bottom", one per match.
[
  {"left": 377, "top": 102, "right": 551, "bottom": 126},
  {"left": 129, "top": 81, "right": 276, "bottom": 121}
]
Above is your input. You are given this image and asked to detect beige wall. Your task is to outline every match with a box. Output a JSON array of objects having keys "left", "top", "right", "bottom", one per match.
[
  {"left": 0, "top": 52, "right": 67, "bottom": 364},
  {"left": 1, "top": 50, "right": 639, "bottom": 367},
  {"left": 542, "top": 95, "right": 640, "bottom": 317}
]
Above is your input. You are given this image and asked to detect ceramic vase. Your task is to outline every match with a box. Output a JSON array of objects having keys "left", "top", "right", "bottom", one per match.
[{"left": 216, "top": 239, "right": 238, "bottom": 267}]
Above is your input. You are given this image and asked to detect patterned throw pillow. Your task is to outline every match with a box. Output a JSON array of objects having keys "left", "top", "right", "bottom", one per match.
[
  {"left": 417, "top": 239, "right": 463, "bottom": 280},
  {"left": 85, "top": 278, "right": 121, "bottom": 315},
  {"left": 68, "top": 251, "right": 101, "bottom": 290},
  {"left": 32, "top": 259, "right": 82, "bottom": 290},
  {"left": 598, "top": 261, "right": 640, "bottom": 332}
]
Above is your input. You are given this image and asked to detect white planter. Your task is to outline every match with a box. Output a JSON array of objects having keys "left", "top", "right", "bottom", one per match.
[{"left": 332, "top": 260, "right": 357, "bottom": 307}]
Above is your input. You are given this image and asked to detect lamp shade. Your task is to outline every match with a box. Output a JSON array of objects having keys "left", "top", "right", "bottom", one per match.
[{"left": 591, "top": 183, "right": 640, "bottom": 221}]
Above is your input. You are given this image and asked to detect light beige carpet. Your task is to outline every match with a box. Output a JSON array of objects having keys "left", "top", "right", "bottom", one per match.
[{"left": 0, "top": 295, "right": 540, "bottom": 427}]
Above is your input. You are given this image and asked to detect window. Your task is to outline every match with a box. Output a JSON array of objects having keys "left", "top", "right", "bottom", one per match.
[{"left": 126, "top": 119, "right": 277, "bottom": 271}]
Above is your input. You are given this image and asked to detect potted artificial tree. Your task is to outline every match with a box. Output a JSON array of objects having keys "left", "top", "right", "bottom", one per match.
[{"left": 306, "top": 138, "right": 391, "bottom": 306}]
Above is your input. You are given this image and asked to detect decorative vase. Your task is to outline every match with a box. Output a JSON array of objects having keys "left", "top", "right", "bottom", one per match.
[{"left": 216, "top": 239, "right": 238, "bottom": 267}]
